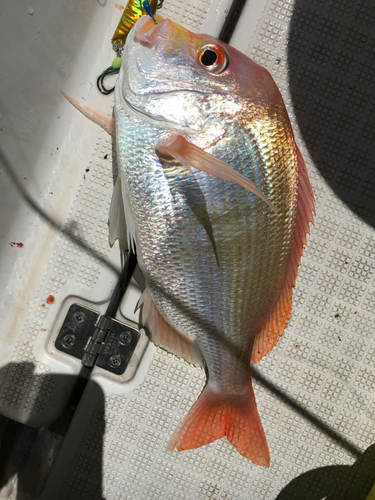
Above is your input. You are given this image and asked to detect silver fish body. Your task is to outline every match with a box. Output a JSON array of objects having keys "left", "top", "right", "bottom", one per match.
[{"left": 114, "top": 16, "right": 313, "bottom": 465}]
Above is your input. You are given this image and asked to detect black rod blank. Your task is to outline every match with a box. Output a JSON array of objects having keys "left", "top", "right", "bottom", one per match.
[{"left": 218, "top": 0, "right": 248, "bottom": 44}]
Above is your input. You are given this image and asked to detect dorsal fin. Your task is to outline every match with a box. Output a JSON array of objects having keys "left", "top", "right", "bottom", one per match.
[
  {"left": 108, "top": 174, "right": 138, "bottom": 252},
  {"left": 108, "top": 175, "right": 128, "bottom": 250},
  {"left": 138, "top": 289, "right": 204, "bottom": 367},
  {"left": 252, "top": 146, "right": 315, "bottom": 362}
]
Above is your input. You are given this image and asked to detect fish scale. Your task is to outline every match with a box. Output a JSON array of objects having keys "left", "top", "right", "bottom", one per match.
[
  {"left": 117, "top": 97, "right": 290, "bottom": 377},
  {"left": 113, "top": 15, "right": 313, "bottom": 465}
]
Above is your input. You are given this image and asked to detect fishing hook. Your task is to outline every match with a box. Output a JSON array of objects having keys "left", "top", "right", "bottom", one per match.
[{"left": 96, "top": 62, "right": 121, "bottom": 95}]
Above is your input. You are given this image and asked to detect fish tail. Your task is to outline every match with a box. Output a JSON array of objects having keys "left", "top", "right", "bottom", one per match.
[{"left": 168, "top": 378, "right": 270, "bottom": 467}]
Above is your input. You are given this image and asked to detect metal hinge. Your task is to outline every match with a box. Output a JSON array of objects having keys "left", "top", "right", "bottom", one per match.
[{"left": 55, "top": 303, "right": 140, "bottom": 375}]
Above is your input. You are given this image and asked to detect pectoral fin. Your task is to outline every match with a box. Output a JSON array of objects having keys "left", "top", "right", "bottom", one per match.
[
  {"left": 156, "top": 135, "right": 276, "bottom": 213},
  {"left": 61, "top": 91, "right": 116, "bottom": 136}
]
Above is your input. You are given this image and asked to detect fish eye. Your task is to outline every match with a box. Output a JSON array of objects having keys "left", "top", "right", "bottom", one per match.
[{"left": 198, "top": 44, "right": 228, "bottom": 74}]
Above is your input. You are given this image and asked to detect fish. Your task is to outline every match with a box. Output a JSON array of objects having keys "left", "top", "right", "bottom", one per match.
[
  {"left": 111, "top": 15, "right": 315, "bottom": 466},
  {"left": 63, "top": 15, "right": 314, "bottom": 466}
]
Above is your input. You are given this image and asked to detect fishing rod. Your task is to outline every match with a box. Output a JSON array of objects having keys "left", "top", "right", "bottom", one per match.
[{"left": 218, "top": 0, "right": 248, "bottom": 44}]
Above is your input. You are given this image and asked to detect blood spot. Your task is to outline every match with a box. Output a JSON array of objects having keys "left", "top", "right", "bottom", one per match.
[
  {"left": 115, "top": 3, "right": 124, "bottom": 9},
  {"left": 9, "top": 242, "right": 24, "bottom": 248},
  {"left": 295, "top": 344, "right": 300, "bottom": 348},
  {"left": 46, "top": 295, "right": 55, "bottom": 304},
  {"left": 41, "top": 328, "right": 47, "bottom": 332}
]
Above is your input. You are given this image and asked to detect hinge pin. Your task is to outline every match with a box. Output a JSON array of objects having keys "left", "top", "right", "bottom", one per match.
[{"left": 82, "top": 315, "right": 112, "bottom": 368}]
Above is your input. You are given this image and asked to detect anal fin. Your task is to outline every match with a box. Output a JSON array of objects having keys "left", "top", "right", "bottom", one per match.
[{"left": 138, "top": 289, "right": 204, "bottom": 367}]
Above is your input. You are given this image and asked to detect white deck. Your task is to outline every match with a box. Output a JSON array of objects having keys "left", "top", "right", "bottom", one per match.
[{"left": 0, "top": 0, "right": 374, "bottom": 498}]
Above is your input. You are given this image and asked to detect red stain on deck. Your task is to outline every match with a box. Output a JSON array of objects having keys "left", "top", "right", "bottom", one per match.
[
  {"left": 115, "top": 3, "right": 124, "bottom": 9},
  {"left": 46, "top": 295, "right": 55, "bottom": 304},
  {"left": 41, "top": 328, "right": 47, "bottom": 332},
  {"left": 9, "top": 242, "right": 24, "bottom": 248}
]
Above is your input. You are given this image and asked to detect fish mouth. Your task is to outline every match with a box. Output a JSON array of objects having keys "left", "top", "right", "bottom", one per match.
[{"left": 133, "top": 14, "right": 169, "bottom": 47}]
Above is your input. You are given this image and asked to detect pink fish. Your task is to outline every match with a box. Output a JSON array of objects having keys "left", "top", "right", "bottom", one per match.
[{"left": 63, "top": 15, "right": 314, "bottom": 466}]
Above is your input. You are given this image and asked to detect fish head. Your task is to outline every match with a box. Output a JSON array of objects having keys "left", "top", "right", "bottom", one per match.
[{"left": 118, "top": 16, "right": 281, "bottom": 133}]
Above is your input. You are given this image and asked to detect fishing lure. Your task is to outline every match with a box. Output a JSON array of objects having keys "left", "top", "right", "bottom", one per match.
[
  {"left": 97, "top": 0, "right": 158, "bottom": 94},
  {"left": 111, "top": 0, "right": 158, "bottom": 53}
]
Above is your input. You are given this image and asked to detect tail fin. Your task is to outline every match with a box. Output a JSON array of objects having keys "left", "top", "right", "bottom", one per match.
[{"left": 168, "top": 379, "right": 270, "bottom": 466}]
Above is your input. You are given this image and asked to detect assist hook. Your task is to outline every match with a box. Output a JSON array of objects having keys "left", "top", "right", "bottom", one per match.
[{"left": 96, "top": 57, "right": 122, "bottom": 95}]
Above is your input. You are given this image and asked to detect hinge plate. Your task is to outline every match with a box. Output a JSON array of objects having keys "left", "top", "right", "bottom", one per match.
[{"left": 55, "top": 303, "right": 140, "bottom": 375}]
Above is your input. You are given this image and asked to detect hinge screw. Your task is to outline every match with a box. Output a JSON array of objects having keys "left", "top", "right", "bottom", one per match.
[
  {"left": 119, "top": 331, "right": 132, "bottom": 345},
  {"left": 109, "top": 354, "right": 122, "bottom": 368},
  {"left": 62, "top": 333, "right": 76, "bottom": 349},
  {"left": 73, "top": 311, "right": 85, "bottom": 323}
]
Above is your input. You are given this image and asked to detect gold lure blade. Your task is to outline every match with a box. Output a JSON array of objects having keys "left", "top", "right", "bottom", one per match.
[{"left": 111, "top": 0, "right": 158, "bottom": 51}]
